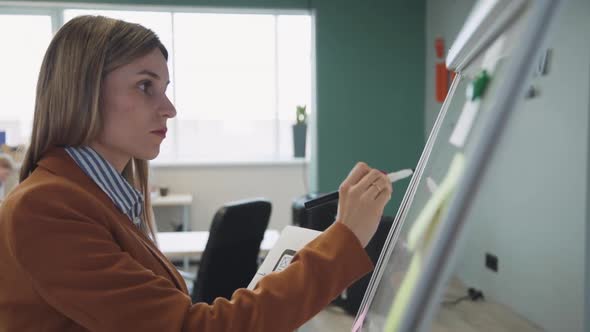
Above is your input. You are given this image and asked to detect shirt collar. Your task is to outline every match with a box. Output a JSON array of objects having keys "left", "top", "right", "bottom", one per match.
[{"left": 65, "top": 146, "right": 143, "bottom": 226}]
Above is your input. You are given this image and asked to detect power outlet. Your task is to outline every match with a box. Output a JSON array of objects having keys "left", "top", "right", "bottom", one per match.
[{"left": 485, "top": 253, "right": 498, "bottom": 272}]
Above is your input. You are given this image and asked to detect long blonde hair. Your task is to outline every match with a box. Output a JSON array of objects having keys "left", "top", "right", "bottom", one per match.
[{"left": 20, "top": 15, "right": 168, "bottom": 240}]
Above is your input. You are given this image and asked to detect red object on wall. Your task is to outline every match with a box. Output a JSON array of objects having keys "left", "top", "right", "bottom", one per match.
[
  {"left": 435, "top": 38, "right": 445, "bottom": 58},
  {"left": 436, "top": 62, "right": 449, "bottom": 102},
  {"left": 435, "top": 37, "right": 449, "bottom": 103}
]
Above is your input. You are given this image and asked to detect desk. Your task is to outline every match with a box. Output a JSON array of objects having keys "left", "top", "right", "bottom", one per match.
[
  {"left": 152, "top": 194, "right": 193, "bottom": 232},
  {"left": 157, "top": 229, "right": 280, "bottom": 262}
]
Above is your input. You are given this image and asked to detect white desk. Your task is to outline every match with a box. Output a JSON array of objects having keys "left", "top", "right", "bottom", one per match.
[
  {"left": 152, "top": 194, "right": 193, "bottom": 232},
  {"left": 157, "top": 229, "right": 280, "bottom": 261}
]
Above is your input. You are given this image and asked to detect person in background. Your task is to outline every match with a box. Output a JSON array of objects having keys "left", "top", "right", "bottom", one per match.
[
  {"left": 0, "top": 153, "right": 15, "bottom": 199},
  {"left": 0, "top": 16, "right": 393, "bottom": 331}
]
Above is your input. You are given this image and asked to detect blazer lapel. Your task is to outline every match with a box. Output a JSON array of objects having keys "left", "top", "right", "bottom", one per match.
[
  {"left": 37, "top": 147, "right": 189, "bottom": 295},
  {"left": 125, "top": 221, "right": 190, "bottom": 294}
]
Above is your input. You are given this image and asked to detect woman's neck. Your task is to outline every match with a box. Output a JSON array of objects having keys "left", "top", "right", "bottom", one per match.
[{"left": 88, "top": 142, "right": 130, "bottom": 173}]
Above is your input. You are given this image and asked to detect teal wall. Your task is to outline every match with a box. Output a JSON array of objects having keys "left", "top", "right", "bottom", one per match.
[
  {"left": 312, "top": 0, "right": 425, "bottom": 215},
  {"left": 22, "top": 0, "right": 426, "bottom": 215}
]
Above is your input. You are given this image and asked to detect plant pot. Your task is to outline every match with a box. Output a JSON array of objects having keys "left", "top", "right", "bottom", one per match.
[{"left": 292, "top": 123, "right": 307, "bottom": 158}]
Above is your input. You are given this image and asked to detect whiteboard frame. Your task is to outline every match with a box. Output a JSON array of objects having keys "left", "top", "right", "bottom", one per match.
[{"left": 446, "top": 0, "right": 527, "bottom": 71}]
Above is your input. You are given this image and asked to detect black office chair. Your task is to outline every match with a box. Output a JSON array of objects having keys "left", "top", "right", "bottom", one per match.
[
  {"left": 307, "top": 199, "right": 338, "bottom": 231},
  {"left": 291, "top": 193, "right": 338, "bottom": 230},
  {"left": 191, "top": 198, "right": 272, "bottom": 304}
]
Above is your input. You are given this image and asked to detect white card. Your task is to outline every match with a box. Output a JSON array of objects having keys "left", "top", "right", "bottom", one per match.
[
  {"left": 426, "top": 177, "right": 438, "bottom": 194},
  {"left": 449, "top": 100, "right": 480, "bottom": 148},
  {"left": 482, "top": 35, "right": 505, "bottom": 73},
  {"left": 247, "top": 225, "right": 322, "bottom": 290}
]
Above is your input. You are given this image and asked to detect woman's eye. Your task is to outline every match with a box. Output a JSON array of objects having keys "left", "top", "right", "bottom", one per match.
[{"left": 139, "top": 81, "right": 153, "bottom": 94}]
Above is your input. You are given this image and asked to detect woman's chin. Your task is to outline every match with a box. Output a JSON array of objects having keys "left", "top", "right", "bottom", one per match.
[{"left": 136, "top": 147, "right": 160, "bottom": 161}]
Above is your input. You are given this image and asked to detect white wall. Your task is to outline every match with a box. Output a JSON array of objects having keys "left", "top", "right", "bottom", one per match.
[
  {"left": 150, "top": 163, "right": 307, "bottom": 232},
  {"left": 426, "top": 1, "right": 590, "bottom": 331}
]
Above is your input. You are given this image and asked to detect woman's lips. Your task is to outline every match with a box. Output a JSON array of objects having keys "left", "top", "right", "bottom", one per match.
[{"left": 151, "top": 129, "right": 167, "bottom": 138}]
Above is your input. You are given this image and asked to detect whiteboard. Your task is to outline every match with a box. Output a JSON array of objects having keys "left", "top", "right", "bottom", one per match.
[{"left": 353, "top": 1, "right": 562, "bottom": 331}]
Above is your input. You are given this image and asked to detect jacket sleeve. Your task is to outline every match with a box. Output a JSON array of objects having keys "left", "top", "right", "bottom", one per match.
[{"left": 8, "top": 190, "right": 373, "bottom": 332}]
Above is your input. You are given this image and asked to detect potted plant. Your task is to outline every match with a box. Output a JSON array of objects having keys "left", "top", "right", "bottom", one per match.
[{"left": 292, "top": 105, "right": 307, "bottom": 158}]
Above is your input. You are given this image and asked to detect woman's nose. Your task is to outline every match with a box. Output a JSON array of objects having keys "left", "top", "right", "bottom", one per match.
[{"left": 160, "top": 96, "right": 177, "bottom": 118}]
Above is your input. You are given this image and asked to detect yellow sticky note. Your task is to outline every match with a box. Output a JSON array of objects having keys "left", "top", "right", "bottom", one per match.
[
  {"left": 384, "top": 250, "right": 423, "bottom": 332},
  {"left": 384, "top": 153, "right": 465, "bottom": 332},
  {"left": 407, "top": 154, "right": 466, "bottom": 251}
]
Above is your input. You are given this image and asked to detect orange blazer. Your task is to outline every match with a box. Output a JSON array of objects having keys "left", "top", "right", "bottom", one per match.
[{"left": 0, "top": 148, "right": 373, "bottom": 331}]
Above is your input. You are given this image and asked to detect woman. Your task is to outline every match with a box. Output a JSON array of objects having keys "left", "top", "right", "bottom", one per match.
[{"left": 0, "top": 16, "right": 393, "bottom": 331}]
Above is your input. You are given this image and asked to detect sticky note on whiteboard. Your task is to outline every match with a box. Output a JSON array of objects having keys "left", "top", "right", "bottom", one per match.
[
  {"left": 449, "top": 100, "right": 480, "bottom": 148},
  {"left": 482, "top": 35, "right": 505, "bottom": 73}
]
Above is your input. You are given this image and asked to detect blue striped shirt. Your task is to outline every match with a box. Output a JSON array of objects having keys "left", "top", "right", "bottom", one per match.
[{"left": 65, "top": 146, "right": 143, "bottom": 227}]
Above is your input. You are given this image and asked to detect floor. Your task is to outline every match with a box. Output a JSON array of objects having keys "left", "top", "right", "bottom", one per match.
[{"left": 299, "top": 277, "right": 541, "bottom": 332}]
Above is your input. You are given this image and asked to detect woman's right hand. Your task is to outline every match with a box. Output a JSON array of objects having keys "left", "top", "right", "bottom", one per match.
[{"left": 336, "top": 162, "right": 393, "bottom": 247}]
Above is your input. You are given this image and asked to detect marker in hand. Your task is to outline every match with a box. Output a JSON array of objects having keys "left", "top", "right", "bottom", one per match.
[{"left": 303, "top": 168, "right": 414, "bottom": 210}]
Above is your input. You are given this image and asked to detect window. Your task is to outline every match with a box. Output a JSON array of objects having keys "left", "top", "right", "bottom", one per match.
[
  {"left": 173, "top": 13, "right": 277, "bottom": 161},
  {"left": 0, "top": 13, "right": 53, "bottom": 145},
  {"left": 0, "top": 5, "right": 312, "bottom": 163}
]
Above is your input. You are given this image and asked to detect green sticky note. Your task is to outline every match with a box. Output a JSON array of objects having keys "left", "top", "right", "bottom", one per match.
[{"left": 466, "top": 70, "right": 491, "bottom": 101}]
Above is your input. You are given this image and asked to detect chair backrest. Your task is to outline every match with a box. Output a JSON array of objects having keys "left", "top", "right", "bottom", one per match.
[
  {"left": 306, "top": 199, "right": 338, "bottom": 231},
  {"left": 192, "top": 198, "right": 271, "bottom": 304},
  {"left": 292, "top": 193, "right": 338, "bottom": 230}
]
